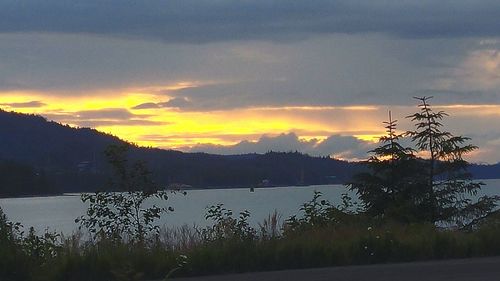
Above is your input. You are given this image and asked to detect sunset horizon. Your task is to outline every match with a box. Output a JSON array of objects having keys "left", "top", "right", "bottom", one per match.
[
  {"left": 2, "top": 1, "right": 499, "bottom": 163},
  {"left": 1, "top": 2, "right": 500, "bottom": 280},
  {"left": 1, "top": 98, "right": 498, "bottom": 163}
]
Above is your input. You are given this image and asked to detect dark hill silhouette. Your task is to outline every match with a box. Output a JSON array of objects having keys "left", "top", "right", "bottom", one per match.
[
  {"left": 0, "top": 110, "right": 123, "bottom": 169},
  {"left": 0, "top": 109, "right": 359, "bottom": 196},
  {"left": 0, "top": 109, "right": 498, "bottom": 197},
  {"left": 469, "top": 163, "right": 500, "bottom": 180}
]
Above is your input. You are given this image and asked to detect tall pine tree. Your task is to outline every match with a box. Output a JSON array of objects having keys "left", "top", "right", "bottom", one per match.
[
  {"left": 351, "top": 98, "right": 498, "bottom": 225},
  {"left": 350, "top": 111, "right": 429, "bottom": 222},
  {"left": 406, "top": 96, "right": 498, "bottom": 225}
]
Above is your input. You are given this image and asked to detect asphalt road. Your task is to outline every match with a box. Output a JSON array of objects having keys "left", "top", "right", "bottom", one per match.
[{"left": 171, "top": 257, "right": 500, "bottom": 281}]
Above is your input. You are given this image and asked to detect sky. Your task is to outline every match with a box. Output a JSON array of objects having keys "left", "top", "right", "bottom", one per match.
[{"left": 0, "top": 1, "right": 499, "bottom": 163}]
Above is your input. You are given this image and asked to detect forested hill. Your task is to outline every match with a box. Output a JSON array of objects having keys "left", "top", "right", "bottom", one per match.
[
  {"left": 1, "top": 109, "right": 498, "bottom": 197},
  {"left": 0, "top": 109, "right": 359, "bottom": 196}
]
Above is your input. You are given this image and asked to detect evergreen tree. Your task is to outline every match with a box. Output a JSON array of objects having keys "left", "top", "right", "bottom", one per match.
[
  {"left": 350, "top": 112, "right": 428, "bottom": 221},
  {"left": 406, "top": 96, "right": 498, "bottom": 225},
  {"left": 351, "top": 98, "right": 498, "bottom": 225}
]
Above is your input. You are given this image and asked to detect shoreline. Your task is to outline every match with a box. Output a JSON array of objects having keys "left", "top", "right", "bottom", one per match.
[{"left": 1, "top": 178, "right": 499, "bottom": 199}]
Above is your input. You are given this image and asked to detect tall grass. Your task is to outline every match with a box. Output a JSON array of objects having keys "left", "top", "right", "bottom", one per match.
[{"left": 1, "top": 205, "right": 500, "bottom": 281}]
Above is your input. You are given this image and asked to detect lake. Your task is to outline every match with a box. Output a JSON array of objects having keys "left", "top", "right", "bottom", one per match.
[{"left": 1, "top": 179, "right": 499, "bottom": 235}]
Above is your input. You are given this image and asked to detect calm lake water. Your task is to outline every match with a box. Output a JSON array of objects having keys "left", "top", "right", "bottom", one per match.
[{"left": 1, "top": 179, "right": 499, "bottom": 235}]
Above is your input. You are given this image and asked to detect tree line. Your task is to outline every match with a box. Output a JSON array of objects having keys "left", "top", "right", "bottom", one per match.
[{"left": 350, "top": 96, "right": 499, "bottom": 225}]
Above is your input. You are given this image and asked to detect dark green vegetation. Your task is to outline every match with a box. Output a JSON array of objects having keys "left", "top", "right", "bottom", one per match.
[
  {"left": 0, "top": 109, "right": 358, "bottom": 197},
  {"left": 350, "top": 97, "right": 499, "bottom": 226},
  {"left": 1, "top": 109, "right": 499, "bottom": 197},
  {"left": 1, "top": 193, "right": 500, "bottom": 281},
  {"left": 0, "top": 160, "right": 57, "bottom": 197},
  {"left": 75, "top": 145, "right": 178, "bottom": 243},
  {"left": 0, "top": 98, "right": 499, "bottom": 281}
]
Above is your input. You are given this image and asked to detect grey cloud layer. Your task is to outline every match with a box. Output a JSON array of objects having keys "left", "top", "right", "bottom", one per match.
[
  {"left": 0, "top": 101, "right": 46, "bottom": 108},
  {"left": 185, "top": 133, "right": 375, "bottom": 160},
  {"left": 75, "top": 108, "right": 139, "bottom": 120},
  {"left": 133, "top": 97, "right": 191, "bottom": 110},
  {"left": 45, "top": 108, "right": 170, "bottom": 128},
  {"left": 1, "top": 1, "right": 500, "bottom": 42},
  {"left": 1, "top": 32, "right": 497, "bottom": 109},
  {"left": 183, "top": 130, "right": 500, "bottom": 163},
  {"left": 1, "top": 1, "right": 499, "bottom": 163}
]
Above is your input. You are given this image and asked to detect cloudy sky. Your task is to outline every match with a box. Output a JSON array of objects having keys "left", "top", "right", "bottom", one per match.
[{"left": 0, "top": 1, "right": 499, "bottom": 163}]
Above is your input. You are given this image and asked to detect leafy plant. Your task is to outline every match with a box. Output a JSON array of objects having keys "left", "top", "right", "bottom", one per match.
[
  {"left": 164, "top": 254, "right": 189, "bottom": 280},
  {"left": 286, "top": 191, "right": 335, "bottom": 229},
  {"left": 285, "top": 191, "right": 359, "bottom": 233},
  {"left": 0, "top": 206, "right": 23, "bottom": 243},
  {"left": 76, "top": 190, "right": 173, "bottom": 242},
  {"left": 22, "top": 227, "right": 61, "bottom": 261},
  {"left": 76, "top": 144, "right": 181, "bottom": 242},
  {"left": 1, "top": 207, "right": 63, "bottom": 281},
  {"left": 199, "top": 204, "right": 256, "bottom": 242}
]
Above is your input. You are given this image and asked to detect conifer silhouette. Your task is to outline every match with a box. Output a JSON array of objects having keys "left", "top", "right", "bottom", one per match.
[{"left": 407, "top": 96, "right": 498, "bottom": 224}]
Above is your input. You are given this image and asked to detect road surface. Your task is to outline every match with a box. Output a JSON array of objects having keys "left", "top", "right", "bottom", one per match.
[{"left": 170, "top": 256, "right": 500, "bottom": 281}]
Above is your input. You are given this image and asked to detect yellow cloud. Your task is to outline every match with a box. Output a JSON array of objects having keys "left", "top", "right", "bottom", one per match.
[
  {"left": 1, "top": 91, "right": 384, "bottom": 148},
  {"left": 2, "top": 90, "right": 498, "bottom": 151}
]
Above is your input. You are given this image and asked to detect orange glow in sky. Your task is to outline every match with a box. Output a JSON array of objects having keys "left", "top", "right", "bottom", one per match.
[
  {"left": 0, "top": 89, "right": 388, "bottom": 149},
  {"left": 1, "top": 89, "right": 499, "bottom": 163}
]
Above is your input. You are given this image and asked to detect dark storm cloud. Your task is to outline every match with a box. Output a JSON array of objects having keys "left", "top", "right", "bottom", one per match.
[{"left": 1, "top": 1, "right": 500, "bottom": 43}]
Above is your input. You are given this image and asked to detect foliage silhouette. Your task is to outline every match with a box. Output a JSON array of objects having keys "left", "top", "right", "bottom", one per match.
[
  {"left": 350, "top": 98, "right": 499, "bottom": 225},
  {"left": 406, "top": 96, "right": 499, "bottom": 224},
  {"left": 349, "top": 111, "right": 430, "bottom": 222},
  {"left": 1, "top": 108, "right": 498, "bottom": 197},
  {"left": 199, "top": 204, "right": 257, "bottom": 242},
  {"left": 285, "top": 191, "right": 361, "bottom": 233},
  {"left": 76, "top": 144, "right": 179, "bottom": 242},
  {"left": 0, "top": 160, "right": 55, "bottom": 197}
]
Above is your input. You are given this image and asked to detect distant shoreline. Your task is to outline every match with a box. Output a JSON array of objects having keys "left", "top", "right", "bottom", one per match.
[
  {"left": 1, "top": 178, "right": 499, "bottom": 199},
  {"left": 0, "top": 192, "right": 63, "bottom": 200}
]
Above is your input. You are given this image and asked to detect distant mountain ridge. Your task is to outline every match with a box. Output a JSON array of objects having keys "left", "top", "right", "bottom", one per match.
[
  {"left": 0, "top": 109, "right": 358, "bottom": 196},
  {"left": 0, "top": 109, "right": 498, "bottom": 197}
]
